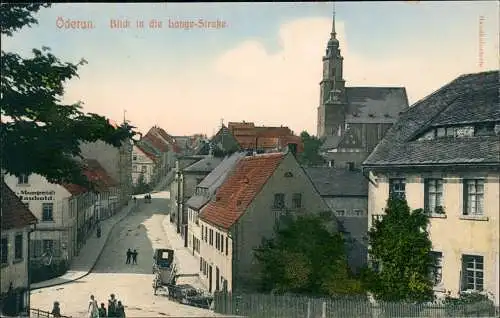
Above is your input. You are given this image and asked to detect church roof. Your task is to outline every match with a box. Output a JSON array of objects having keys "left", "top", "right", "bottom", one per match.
[
  {"left": 345, "top": 87, "right": 409, "bottom": 124},
  {"left": 363, "top": 70, "right": 499, "bottom": 167},
  {"left": 304, "top": 167, "right": 368, "bottom": 197}
]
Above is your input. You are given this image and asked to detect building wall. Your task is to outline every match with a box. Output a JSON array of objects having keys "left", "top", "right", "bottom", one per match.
[
  {"left": 324, "top": 196, "right": 368, "bottom": 272},
  {"left": 180, "top": 172, "right": 213, "bottom": 240},
  {"left": 233, "top": 154, "right": 333, "bottom": 290},
  {"left": 132, "top": 145, "right": 155, "bottom": 185},
  {"left": 3, "top": 174, "right": 72, "bottom": 228},
  {"left": 1, "top": 227, "right": 30, "bottom": 294},
  {"left": 198, "top": 219, "right": 233, "bottom": 293},
  {"left": 79, "top": 139, "right": 132, "bottom": 206},
  {"left": 367, "top": 171, "right": 500, "bottom": 304}
]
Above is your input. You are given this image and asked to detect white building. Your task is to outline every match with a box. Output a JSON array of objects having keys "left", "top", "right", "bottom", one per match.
[
  {"left": 186, "top": 153, "right": 246, "bottom": 264},
  {"left": 363, "top": 71, "right": 499, "bottom": 304},
  {"left": 132, "top": 143, "right": 157, "bottom": 185},
  {"left": 1, "top": 182, "right": 37, "bottom": 316}
]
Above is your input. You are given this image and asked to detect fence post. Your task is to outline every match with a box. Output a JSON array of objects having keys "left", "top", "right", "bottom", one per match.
[
  {"left": 307, "top": 300, "right": 311, "bottom": 318},
  {"left": 322, "top": 301, "right": 326, "bottom": 318}
]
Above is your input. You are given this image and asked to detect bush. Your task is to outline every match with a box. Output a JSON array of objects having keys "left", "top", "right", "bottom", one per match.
[{"left": 443, "top": 291, "right": 498, "bottom": 317}]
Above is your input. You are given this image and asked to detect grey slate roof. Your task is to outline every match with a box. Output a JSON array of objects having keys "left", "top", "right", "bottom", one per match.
[
  {"left": 320, "top": 135, "right": 342, "bottom": 150},
  {"left": 304, "top": 167, "right": 368, "bottom": 197},
  {"left": 345, "top": 87, "right": 409, "bottom": 124},
  {"left": 184, "top": 156, "right": 223, "bottom": 173},
  {"left": 363, "top": 71, "right": 500, "bottom": 166},
  {"left": 186, "top": 152, "right": 245, "bottom": 210}
]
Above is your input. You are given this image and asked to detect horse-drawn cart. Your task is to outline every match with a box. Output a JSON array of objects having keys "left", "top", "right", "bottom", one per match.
[{"left": 152, "top": 248, "right": 213, "bottom": 309}]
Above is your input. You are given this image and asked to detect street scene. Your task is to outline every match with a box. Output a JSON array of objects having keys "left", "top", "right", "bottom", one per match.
[
  {"left": 1, "top": 2, "right": 499, "bottom": 318},
  {"left": 30, "top": 191, "right": 220, "bottom": 317}
]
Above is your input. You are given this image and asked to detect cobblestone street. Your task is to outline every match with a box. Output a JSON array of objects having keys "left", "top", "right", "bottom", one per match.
[{"left": 30, "top": 192, "right": 222, "bottom": 317}]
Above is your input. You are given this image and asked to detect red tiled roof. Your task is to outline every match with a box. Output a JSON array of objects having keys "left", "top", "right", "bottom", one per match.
[
  {"left": 143, "top": 133, "right": 169, "bottom": 153},
  {"left": 199, "top": 153, "right": 285, "bottom": 229},
  {"left": 227, "top": 122, "right": 296, "bottom": 150},
  {"left": 279, "top": 135, "right": 304, "bottom": 153},
  {"left": 136, "top": 143, "right": 157, "bottom": 162},
  {"left": 62, "top": 159, "right": 118, "bottom": 195},
  {"left": 1, "top": 182, "right": 38, "bottom": 230},
  {"left": 147, "top": 126, "right": 182, "bottom": 153}
]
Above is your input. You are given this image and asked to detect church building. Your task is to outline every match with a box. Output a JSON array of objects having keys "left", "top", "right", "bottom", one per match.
[{"left": 317, "top": 7, "right": 409, "bottom": 169}]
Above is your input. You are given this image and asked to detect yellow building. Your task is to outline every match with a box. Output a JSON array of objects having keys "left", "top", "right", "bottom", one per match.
[{"left": 363, "top": 71, "right": 499, "bottom": 305}]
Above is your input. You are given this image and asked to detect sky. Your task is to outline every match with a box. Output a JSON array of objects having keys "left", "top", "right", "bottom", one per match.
[{"left": 2, "top": 2, "right": 498, "bottom": 136}]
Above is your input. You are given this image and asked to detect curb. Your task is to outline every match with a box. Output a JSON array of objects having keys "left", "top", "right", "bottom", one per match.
[{"left": 31, "top": 202, "right": 138, "bottom": 291}]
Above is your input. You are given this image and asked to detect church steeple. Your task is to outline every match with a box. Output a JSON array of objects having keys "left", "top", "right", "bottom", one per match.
[
  {"left": 317, "top": 1, "right": 347, "bottom": 138},
  {"left": 331, "top": 2, "right": 337, "bottom": 39}
]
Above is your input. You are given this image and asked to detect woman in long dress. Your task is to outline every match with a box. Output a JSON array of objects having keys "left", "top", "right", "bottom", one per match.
[{"left": 88, "top": 295, "right": 99, "bottom": 318}]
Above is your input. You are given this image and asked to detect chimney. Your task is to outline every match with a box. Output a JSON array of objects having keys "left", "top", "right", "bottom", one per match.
[{"left": 288, "top": 143, "right": 297, "bottom": 157}]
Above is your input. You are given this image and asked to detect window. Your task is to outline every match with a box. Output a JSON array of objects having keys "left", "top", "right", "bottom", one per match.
[
  {"left": 209, "top": 229, "right": 213, "bottom": 246},
  {"left": 42, "top": 203, "right": 54, "bottom": 221},
  {"left": 292, "top": 193, "right": 302, "bottom": 209},
  {"left": 353, "top": 209, "right": 364, "bottom": 217},
  {"left": 336, "top": 210, "right": 346, "bottom": 217},
  {"left": 14, "top": 234, "right": 23, "bottom": 260},
  {"left": 462, "top": 255, "right": 484, "bottom": 291},
  {"left": 17, "top": 174, "right": 29, "bottom": 185},
  {"left": 141, "top": 165, "right": 147, "bottom": 172},
  {"left": 221, "top": 235, "right": 224, "bottom": 253},
  {"left": 1, "top": 237, "right": 8, "bottom": 265},
  {"left": 389, "top": 178, "right": 406, "bottom": 200},
  {"left": 347, "top": 162, "right": 355, "bottom": 170},
  {"left": 425, "top": 179, "right": 444, "bottom": 214},
  {"left": 273, "top": 193, "right": 285, "bottom": 209},
  {"left": 132, "top": 155, "right": 137, "bottom": 161},
  {"left": 225, "top": 237, "right": 228, "bottom": 256},
  {"left": 429, "top": 251, "right": 443, "bottom": 285},
  {"left": 200, "top": 258, "right": 203, "bottom": 271},
  {"left": 463, "top": 180, "right": 484, "bottom": 216},
  {"left": 216, "top": 233, "right": 220, "bottom": 249},
  {"left": 133, "top": 165, "right": 138, "bottom": 172},
  {"left": 436, "top": 128, "right": 446, "bottom": 137}
]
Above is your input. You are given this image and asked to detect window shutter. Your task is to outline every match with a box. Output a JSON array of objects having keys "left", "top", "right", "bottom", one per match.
[
  {"left": 423, "top": 179, "right": 429, "bottom": 212},
  {"left": 462, "top": 180, "right": 468, "bottom": 215},
  {"left": 460, "top": 256, "right": 466, "bottom": 291}
]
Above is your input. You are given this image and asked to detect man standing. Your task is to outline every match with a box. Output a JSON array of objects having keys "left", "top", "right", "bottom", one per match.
[
  {"left": 126, "top": 248, "right": 132, "bottom": 264},
  {"left": 132, "top": 249, "right": 138, "bottom": 264},
  {"left": 108, "top": 294, "right": 117, "bottom": 317}
]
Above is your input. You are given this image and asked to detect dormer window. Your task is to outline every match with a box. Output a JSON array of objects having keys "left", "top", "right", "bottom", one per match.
[
  {"left": 384, "top": 114, "right": 391, "bottom": 118},
  {"left": 368, "top": 113, "right": 375, "bottom": 118}
]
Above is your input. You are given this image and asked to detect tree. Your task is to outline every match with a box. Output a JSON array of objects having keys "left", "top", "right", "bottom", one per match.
[
  {"left": 363, "top": 198, "right": 435, "bottom": 303},
  {"left": 254, "top": 214, "right": 364, "bottom": 296},
  {"left": 1, "top": 4, "right": 135, "bottom": 188},
  {"left": 298, "top": 131, "right": 324, "bottom": 166}
]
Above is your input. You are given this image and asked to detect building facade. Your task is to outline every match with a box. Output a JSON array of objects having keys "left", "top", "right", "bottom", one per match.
[
  {"left": 172, "top": 156, "right": 223, "bottom": 247},
  {"left": 199, "top": 152, "right": 334, "bottom": 292},
  {"left": 363, "top": 71, "right": 500, "bottom": 304},
  {"left": 304, "top": 166, "right": 368, "bottom": 273},
  {"left": 132, "top": 144, "right": 157, "bottom": 185},
  {"left": 1, "top": 182, "right": 37, "bottom": 316},
  {"left": 187, "top": 153, "right": 246, "bottom": 266},
  {"left": 317, "top": 10, "right": 408, "bottom": 169},
  {"left": 79, "top": 139, "right": 133, "bottom": 207}
]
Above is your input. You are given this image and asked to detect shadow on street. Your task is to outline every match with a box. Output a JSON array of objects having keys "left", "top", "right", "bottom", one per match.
[{"left": 92, "top": 197, "right": 170, "bottom": 275}]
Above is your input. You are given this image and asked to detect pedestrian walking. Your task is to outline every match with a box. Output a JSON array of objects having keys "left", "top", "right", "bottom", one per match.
[
  {"left": 108, "top": 294, "right": 118, "bottom": 317},
  {"left": 132, "top": 249, "right": 138, "bottom": 264},
  {"left": 125, "top": 248, "right": 132, "bottom": 264},
  {"left": 116, "top": 301, "right": 126, "bottom": 318},
  {"left": 88, "top": 295, "right": 99, "bottom": 318},
  {"left": 98, "top": 303, "right": 107, "bottom": 317},
  {"left": 51, "top": 301, "right": 61, "bottom": 318},
  {"left": 96, "top": 223, "right": 101, "bottom": 238}
]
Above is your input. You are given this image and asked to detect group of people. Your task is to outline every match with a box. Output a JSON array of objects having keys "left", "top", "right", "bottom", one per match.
[
  {"left": 126, "top": 248, "right": 138, "bottom": 264},
  {"left": 88, "top": 293, "right": 126, "bottom": 318}
]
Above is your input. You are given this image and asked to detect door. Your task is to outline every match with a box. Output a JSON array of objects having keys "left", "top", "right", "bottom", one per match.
[
  {"left": 208, "top": 265, "right": 213, "bottom": 293},
  {"left": 215, "top": 266, "right": 220, "bottom": 291}
]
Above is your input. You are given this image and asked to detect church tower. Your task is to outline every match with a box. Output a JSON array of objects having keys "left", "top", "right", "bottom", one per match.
[{"left": 317, "top": 3, "right": 347, "bottom": 138}]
